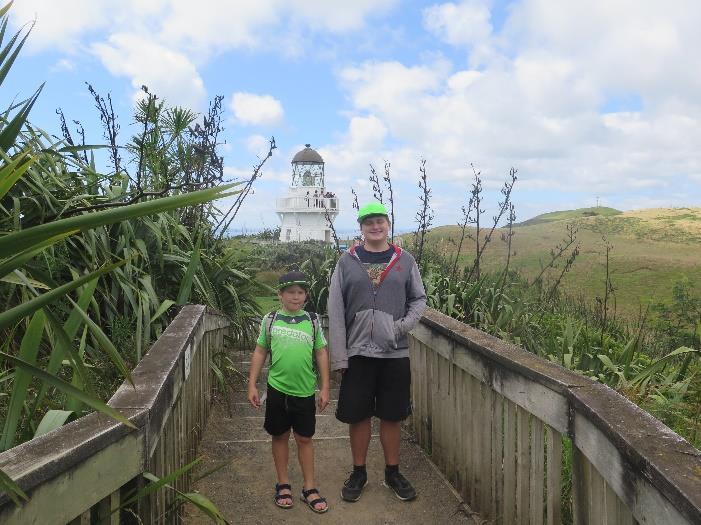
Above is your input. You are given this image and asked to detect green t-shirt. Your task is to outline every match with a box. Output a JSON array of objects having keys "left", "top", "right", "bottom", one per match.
[{"left": 256, "top": 310, "right": 327, "bottom": 397}]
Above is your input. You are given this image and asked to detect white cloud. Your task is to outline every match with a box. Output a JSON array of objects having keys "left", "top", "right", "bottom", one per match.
[
  {"left": 14, "top": 0, "right": 111, "bottom": 50},
  {"left": 245, "top": 134, "right": 273, "bottom": 156},
  {"left": 159, "top": 0, "right": 277, "bottom": 55},
  {"left": 502, "top": 1, "right": 701, "bottom": 100},
  {"left": 285, "top": 0, "right": 398, "bottom": 32},
  {"left": 15, "top": 0, "right": 399, "bottom": 53},
  {"left": 91, "top": 34, "right": 206, "bottom": 110},
  {"left": 17, "top": 0, "right": 701, "bottom": 228},
  {"left": 324, "top": 1, "right": 701, "bottom": 225},
  {"left": 15, "top": 0, "right": 399, "bottom": 122},
  {"left": 230, "top": 93, "right": 284, "bottom": 126},
  {"left": 51, "top": 59, "right": 75, "bottom": 72},
  {"left": 348, "top": 115, "right": 388, "bottom": 151},
  {"left": 423, "top": 1, "right": 493, "bottom": 47}
]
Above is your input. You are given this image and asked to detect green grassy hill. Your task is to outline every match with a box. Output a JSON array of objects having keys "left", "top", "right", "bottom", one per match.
[
  {"left": 423, "top": 207, "right": 701, "bottom": 317},
  {"left": 517, "top": 206, "right": 622, "bottom": 226}
]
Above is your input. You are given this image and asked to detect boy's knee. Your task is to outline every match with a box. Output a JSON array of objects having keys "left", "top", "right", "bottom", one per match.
[
  {"left": 293, "top": 433, "right": 313, "bottom": 445},
  {"left": 272, "top": 430, "right": 290, "bottom": 441}
]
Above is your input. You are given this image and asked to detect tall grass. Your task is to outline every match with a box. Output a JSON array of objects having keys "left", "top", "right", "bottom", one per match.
[
  {"left": 0, "top": 3, "right": 265, "bottom": 507},
  {"left": 420, "top": 265, "right": 700, "bottom": 447}
]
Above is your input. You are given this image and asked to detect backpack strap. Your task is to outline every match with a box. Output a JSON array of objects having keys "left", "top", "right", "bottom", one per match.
[
  {"left": 306, "top": 311, "right": 319, "bottom": 349},
  {"left": 265, "top": 311, "right": 278, "bottom": 351}
]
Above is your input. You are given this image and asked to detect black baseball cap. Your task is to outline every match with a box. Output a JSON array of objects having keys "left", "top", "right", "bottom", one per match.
[{"left": 277, "top": 271, "right": 309, "bottom": 290}]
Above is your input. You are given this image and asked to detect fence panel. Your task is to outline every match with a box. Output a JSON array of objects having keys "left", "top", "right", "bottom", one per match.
[
  {"left": 0, "top": 306, "right": 229, "bottom": 524},
  {"left": 409, "top": 308, "right": 701, "bottom": 525}
]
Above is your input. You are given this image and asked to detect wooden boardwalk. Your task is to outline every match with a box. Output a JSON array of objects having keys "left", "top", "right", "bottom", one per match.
[{"left": 185, "top": 349, "right": 479, "bottom": 524}]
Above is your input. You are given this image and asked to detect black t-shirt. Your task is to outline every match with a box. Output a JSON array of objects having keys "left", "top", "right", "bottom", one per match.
[
  {"left": 356, "top": 245, "right": 394, "bottom": 264},
  {"left": 355, "top": 245, "right": 394, "bottom": 287}
]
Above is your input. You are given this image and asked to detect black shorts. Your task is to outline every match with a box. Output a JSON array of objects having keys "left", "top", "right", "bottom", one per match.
[
  {"left": 336, "top": 356, "right": 412, "bottom": 424},
  {"left": 264, "top": 384, "right": 316, "bottom": 438}
]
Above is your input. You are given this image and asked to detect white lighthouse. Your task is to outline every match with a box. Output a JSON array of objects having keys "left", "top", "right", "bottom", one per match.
[{"left": 276, "top": 144, "right": 339, "bottom": 243}]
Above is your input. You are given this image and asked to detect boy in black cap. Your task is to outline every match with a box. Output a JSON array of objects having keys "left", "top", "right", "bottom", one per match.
[{"left": 247, "top": 271, "right": 330, "bottom": 513}]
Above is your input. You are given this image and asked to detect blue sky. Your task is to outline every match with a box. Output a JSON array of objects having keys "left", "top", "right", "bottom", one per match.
[{"left": 8, "top": 1, "right": 701, "bottom": 232}]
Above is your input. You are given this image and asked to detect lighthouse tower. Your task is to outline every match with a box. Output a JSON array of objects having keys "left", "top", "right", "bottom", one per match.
[{"left": 276, "top": 144, "right": 339, "bottom": 243}]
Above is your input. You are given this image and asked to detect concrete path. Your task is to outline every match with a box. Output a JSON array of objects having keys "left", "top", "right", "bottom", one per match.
[{"left": 186, "top": 351, "right": 479, "bottom": 524}]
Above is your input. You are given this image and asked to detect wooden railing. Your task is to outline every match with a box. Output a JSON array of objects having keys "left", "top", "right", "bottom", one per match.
[
  {"left": 409, "top": 308, "right": 701, "bottom": 525},
  {"left": 0, "top": 305, "right": 229, "bottom": 524}
]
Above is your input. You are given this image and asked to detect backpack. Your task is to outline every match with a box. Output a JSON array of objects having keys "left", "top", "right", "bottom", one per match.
[{"left": 265, "top": 310, "right": 320, "bottom": 352}]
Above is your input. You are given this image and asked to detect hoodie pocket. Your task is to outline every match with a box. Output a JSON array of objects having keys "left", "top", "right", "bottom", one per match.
[
  {"left": 372, "top": 311, "right": 397, "bottom": 351},
  {"left": 347, "top": 309, "right": 374, "bottom": 348}
]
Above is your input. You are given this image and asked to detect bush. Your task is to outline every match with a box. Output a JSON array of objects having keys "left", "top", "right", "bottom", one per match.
[{"left": 250, "top": 241, "right": 331, "bottom": 271}]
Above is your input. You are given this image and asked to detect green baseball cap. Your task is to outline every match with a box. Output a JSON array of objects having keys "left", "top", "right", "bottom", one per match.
[{"left": 357, "top": 202, "right": 389, "bottom": 223}]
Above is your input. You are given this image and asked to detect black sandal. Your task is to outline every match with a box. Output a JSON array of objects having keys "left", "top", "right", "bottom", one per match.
[
  {"left": 301, "top": 487, "right": 328, "bottom": 514},
  {"left": 274, "top": 483, "right": 293, "bottom": 509}
]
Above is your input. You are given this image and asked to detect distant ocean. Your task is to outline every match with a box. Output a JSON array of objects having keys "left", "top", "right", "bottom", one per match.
[{"left": 225, "top": 226, "right": 415, "bottom": 239}]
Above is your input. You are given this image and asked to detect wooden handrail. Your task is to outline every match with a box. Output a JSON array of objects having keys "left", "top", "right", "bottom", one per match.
[
  {"left": 0, "top": 305, "right": 229, "bottom": 524},
  {"left": 410, "top": 307, "right": 701, "bottom": 525}
]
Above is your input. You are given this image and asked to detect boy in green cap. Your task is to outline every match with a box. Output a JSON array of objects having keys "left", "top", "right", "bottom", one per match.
[
  {"left": 328, "top": 202, "right": 427, "bottom": 502},
  {"left": 248, "top": 271, "right": 330, "bottom": 513}
]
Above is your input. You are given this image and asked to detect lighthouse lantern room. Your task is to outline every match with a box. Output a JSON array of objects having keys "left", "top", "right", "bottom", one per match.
[{"left": 276, "top": 144, "right": 339, "bottom": 243}]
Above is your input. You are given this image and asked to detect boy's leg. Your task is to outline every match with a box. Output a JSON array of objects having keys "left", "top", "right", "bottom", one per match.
[
  {"left": 293, "top": 433, "right": 327, "bottom": 511},
  {"left": 265, "top": 385, "right": 294, "bottom": 505},
  {"left": 350, "top": 418, "right": 372, "bottom": 465},
  {"left": 290, "top": 394, "right": 327, "bottom": 511},
  {"left": 336, "top": 356, "right": 377, "bottom": 466},
  {"left": 375, "top": 357, "right": 416, "bottom": 501},
  {"left": 379, "top": 419, "right": 401, "bottom": 465},
  {"left": 336, "top": 357, "right": 378, "bottom": 502},
  {"left": 271, "top": 431, "right": 292, "bottom": 505}
]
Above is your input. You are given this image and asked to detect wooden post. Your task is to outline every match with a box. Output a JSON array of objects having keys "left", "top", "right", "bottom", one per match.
[
  {"left": 470, "top": 374, "right": 482, "bottom": 507},
  {"left": 503, "top": 399, "right": 517, "bottom": 524},
  {"left": 454, "top": 362, "right": 465, "bottom": 493},
  {"left": 546, "top": 425, "right": 562, "bottom": 525},
  {"left": 529, "top": 417, "right": 545, "bottom": 524},
  {"left": 461, "top": 369, "right": 473, "bottom": 503},
  {"left": 481, "top": 386, "right": 494, "bottom": 515},
  {"left": 96, "top": 490, "right": 120, "bottom": 525},
  {"left": 572, "top": 446, "right": 589, "bottom": 525},
  {"left": 589, "top": 464, "right": 606, "bottom": 524},
  {"left": 516, "top": 405, "right": 530, "bottom": 525},
  {"left": 492, "top": 392, "right": 504, "bottom": 522}
]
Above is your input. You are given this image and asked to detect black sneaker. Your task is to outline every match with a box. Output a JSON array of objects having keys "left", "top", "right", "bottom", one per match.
[
  {"left": 341, "top": 470, "right": 368, "bottom": 502},
  {"left": 384, "top": 470, "right": 417, "bottom": 501}
]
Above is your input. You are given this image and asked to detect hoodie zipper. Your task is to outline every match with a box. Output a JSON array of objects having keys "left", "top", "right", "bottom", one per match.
[{"left": 349, "top": 246, "right": 401, "bottom": 345}]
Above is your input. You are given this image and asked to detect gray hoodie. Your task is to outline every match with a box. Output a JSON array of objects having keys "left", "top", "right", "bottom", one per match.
[{"left": 327, "top": 245, "right": 427, "bottom": 371}]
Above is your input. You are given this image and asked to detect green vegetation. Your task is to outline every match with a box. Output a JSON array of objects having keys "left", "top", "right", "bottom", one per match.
[
  {"left": 424, "top": 207, "right": 701, "bottom": 318},
  {"left": 0, "top": 4, "right": 264, "bottom": 509},
  {"left": 1, "top": 0, "right": 699, "bottom": 515},
  {"left": 517, "top": 206, "right": 622, "bottom": 226},
  {"left": 231, "top": 240, "right": 337, "bottom": 315},
  {"left": 412, "top": 203, "right": 701, "bottom": 449}
]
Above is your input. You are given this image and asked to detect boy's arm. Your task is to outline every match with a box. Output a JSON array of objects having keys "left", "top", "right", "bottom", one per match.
[
  {"left": 315, "top": 347, "right": 330, "bottom": 411},
  {"left": 327, "top": 262, "right": 348, "bottom": 371},
  {"left": 247, "top": 345, "right": 267, "bottom": 408},
  {"left": 395, "top": 260, "right": 428, "bottom": 337}
]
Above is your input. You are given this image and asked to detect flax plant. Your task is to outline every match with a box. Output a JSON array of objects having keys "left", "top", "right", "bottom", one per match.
[{"left": 0, "top": 3, "right": 262, "bottom": 507}]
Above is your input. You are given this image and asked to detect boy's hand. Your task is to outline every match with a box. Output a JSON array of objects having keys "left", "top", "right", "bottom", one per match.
[
  {"left": 318, "top": 386, "right": 330, "bottom": 412},
  {"left": 248, "top": 385, "right": 260, "bottom": 409}
]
